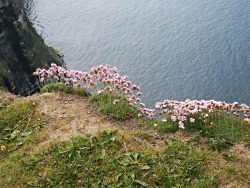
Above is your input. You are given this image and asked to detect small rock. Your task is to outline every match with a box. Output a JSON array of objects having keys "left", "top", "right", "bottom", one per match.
[
  {"left": 1, "top": 145, "right": 7, "bottom": 151},
  {"left": 58, "top": 115, "right": 64, "bottom": 118}
]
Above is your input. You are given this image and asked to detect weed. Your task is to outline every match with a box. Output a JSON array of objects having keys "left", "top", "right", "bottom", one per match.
[
  {"left": 41, "top": 83, "right": 91, "bottom": 97},
  {"left": 90, "top": 91, "right": 138, "bottom": 121},
  {"left": 223, "top": 153, "right": 235, "bottom": 161}
]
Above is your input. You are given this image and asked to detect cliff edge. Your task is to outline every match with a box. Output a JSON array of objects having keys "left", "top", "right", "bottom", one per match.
[{"left": 0, "top": 0, "right": 64, "bottom": 96}]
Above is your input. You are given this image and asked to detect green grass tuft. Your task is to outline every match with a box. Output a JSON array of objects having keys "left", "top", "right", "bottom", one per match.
[
  {"left": 0, "top": 101, "right": 33, "bottom": 129},
  {"left": 0, "top": 100, "right": 44, "bottom": 156},
  {"left": 41, "top": 83, "right": 91, "bottom": 97},
  {"left": 90, "top": 91, "right": 138, "bottom": 121}
]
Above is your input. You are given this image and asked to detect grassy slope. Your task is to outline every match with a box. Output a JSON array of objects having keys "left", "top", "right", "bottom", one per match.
[{"left": 0, "top": 86, "right": 250, "bottom": 187}]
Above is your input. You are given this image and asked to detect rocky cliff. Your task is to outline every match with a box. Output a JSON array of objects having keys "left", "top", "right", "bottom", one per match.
[{"left": 0, "top": 0, "right": 64, "bottom": 96}]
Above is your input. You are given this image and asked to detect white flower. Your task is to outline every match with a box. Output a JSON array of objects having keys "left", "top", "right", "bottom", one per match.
[{"left": 178, "top": 121, "right": 185, "bottom": 129}]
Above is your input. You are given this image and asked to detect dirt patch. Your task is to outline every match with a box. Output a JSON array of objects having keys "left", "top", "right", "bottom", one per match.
[
  {"left": 26, "top": 92, "right": 124, "bottom": 145},
  {"left": 0, "top": 88, "right": 19, "bottom": 103},
  {"left": 228, "top": 142, "right": 250, "bottom": 164}
]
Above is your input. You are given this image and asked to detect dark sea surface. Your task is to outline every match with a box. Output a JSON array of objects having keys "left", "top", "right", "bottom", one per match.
[{"left": 23, "top": 0, "right": 250, "bottom": 107}]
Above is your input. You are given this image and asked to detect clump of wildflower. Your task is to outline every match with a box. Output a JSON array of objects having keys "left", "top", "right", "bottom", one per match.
[{"left": 34, "top": 64, "right": 250, "bottom": 129}]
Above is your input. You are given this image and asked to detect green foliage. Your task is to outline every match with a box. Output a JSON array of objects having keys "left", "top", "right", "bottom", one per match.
[
  {"left": 0, "top": 100, "right": 33, "bottom": 130},
  {"left": 90, "top": 91, "right": 138, "bottom": 121},
  {"left": 41, "top": 83, "right": 91, "bottom": 97},
  {"left": 199, "top": 118, "right": 250, "bottom": 151},
  {"left": 0, "top": 100, "right": 42, "bottom": 155},
  {"left": 155, "top": 140, "right": 211, "bottom": 187},
  {"left": 0, "top": 131, "right": 218, "bottom": 187},
  {"left": 141, "top": 117, "right": 179, "bottom": 133},
  {"left": 0, "top": 99, "right": 8, "bottom": 111},
  {"left": 143, "top": 114, "right": 250, "bottom": 151}
]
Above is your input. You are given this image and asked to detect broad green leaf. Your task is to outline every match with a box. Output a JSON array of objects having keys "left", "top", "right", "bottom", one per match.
[
  {"left": 134, "top": 180, "right": 147, "bottom": 187},
  {"left": 20, "top": 132, "right": 32, "bottom": 137},
  {"left": 140, "top": 165, "right": 150, "bottom": 170},
  {"left": 16, "top": 142, "right": 23, "bottom": 146},
  {"left": 145, "top": 158, "right": 156, "bottom": 164}
]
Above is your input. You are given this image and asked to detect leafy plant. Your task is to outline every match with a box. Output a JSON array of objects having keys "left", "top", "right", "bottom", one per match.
[{"left": 90, "top": 91, "right": 138, "bottom": 121}]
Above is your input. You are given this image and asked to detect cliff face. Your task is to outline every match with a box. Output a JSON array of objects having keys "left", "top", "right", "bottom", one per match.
[{"left": 0, "top": 0, "right": 64, "bottom": 96}]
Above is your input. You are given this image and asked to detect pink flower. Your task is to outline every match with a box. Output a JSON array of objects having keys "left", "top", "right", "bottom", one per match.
[
  {"left": 126, "top": 81, "right": 131, "bottom": 87},
  {"left": 137, "top": 92, "right": 142, "bottom": 96},
  {"left": 89, "top": 80, "right": 95, "bottom": 86},
  {"left": 209, "top": 109, "right": 214, "bottom": 113},
  {"left": 171, "top": 115, "right": 177, "bottom": 122},
  {"left": 190, "top": 118, "right": 195, "bottom": 123},
  {"left": 113, "top": 99, "right": 119, "bottom": 105},
  {"left": 131, "top": 95, "right": 136, "bottom": 100},
  {"left": 124, "top": 89, "right": 131, "bottom": 94},
  {"left": 138, "top": 113, "right": 143, "bottom": 117},
  {"left": 40, "top": 77, "right": 45, "bottom": 83},
  {"left": 178, "top": 121, "right": 185, "bottom": 129},
  {"left": 162, "top": 118, "right": 167, "bottom": 122},
  {"left": 51, "top": 63, "right": 57, "bottom": 68},
  {"left": 155, "top": 104, "right": 161, "bottom": 109},
  {"left": 112, "top": 67, "right": 118, "bottom": 73},
  {"left": 114, "top": 84, "right": 120, "bottom": 89},
  {"left": 132, "top": 85, "right": 137, "bottom": 90},
  {"left": 178, "top": 116, "right": 187, "bottom": 122},
  {"left": 140, "top": 103, "right": 145, "bottom": 108},
  {"left": 244, "top": 118, "right": 249, "bottom": 122},
  {"left": 128, "top": 98, "right": 133, "bottom": 102},
  {"left": 105, "top": 86, "right": 111, "bottom": 91}
]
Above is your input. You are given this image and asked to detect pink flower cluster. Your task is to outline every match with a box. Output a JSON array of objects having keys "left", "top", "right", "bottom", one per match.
[
  {"left": 34, "top": 64, "right": 250, "bottom": 129},
  {"left": 34, "top": 63, "right": 144, "bottom": 108},
  {"left": 154, "top": 99, "right": 250, "bottom": 129}
]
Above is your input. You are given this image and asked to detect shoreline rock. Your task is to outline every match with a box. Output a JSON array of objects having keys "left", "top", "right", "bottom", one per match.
[{"left": 0, "top": 0, "right": 65, "bottom": 96}]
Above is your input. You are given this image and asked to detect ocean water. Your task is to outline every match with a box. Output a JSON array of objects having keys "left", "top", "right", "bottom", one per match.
[{"left": 23, "top": 0, "right": 250, "bottom": 107}]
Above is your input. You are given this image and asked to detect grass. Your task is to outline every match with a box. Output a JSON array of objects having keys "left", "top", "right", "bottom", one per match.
[
  {"left": 90, "top": 91, "right": 138, "bottom": 121},
  {"left": 41, "top": 83, "right": 91, "bottom": 97},
  {"left": 0, "top": 100, "right": 46, "bottom": 158},
  {"left": 189, "top": 116, "right": 250, "bottom": 151},
  {"left": 0, "top": 131, "right": 220, "bottom": 187},
  {"left": 142, "top": 114, "right": 250, "bottom": 151}
]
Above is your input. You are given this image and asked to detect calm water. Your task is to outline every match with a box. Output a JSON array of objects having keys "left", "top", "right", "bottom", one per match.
[{"left": 23, "top": 0, "right": 250, "bottom": 107}]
